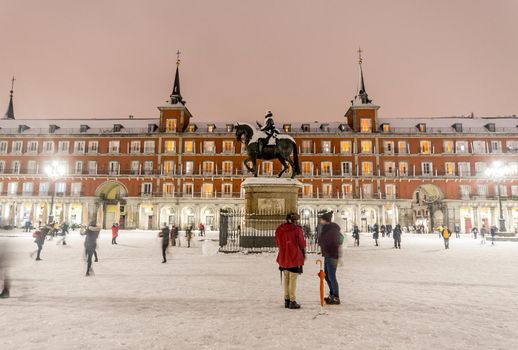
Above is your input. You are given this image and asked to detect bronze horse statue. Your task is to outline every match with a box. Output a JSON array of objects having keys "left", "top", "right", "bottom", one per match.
[{"left": 235, "top": 123, "right": 300, "bottom": 178}]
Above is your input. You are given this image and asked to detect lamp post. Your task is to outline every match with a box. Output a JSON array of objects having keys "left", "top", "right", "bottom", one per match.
[
  {"left": 45, "top": 161, "right": 65, "bottom": 224},
  {"left": 485, "top": 161, "right": 509, "bottom": 233}
]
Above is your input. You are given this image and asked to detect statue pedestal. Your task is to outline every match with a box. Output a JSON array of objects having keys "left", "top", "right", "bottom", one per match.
[{"left": 241, "top": 178, "right": 303, "bottom": 214}]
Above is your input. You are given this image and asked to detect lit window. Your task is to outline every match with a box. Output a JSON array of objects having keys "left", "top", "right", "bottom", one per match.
[
  {"left": 361, "top": 140, "right": 372, "bottom": 154},
  {"left": 163, "top": 183, "right": 174, "bottom": 196},
  {"left": 340, "top": 141, "right": 351, "bottom": 154},
  {"left": 443, "top": 140, "right": 454, "bottom": 153},
  {"left": 322, "top": 183, "right": 333, "bottom": 197},
  {"left": 302, "top": 162, "right": 313, "bottom": 176},
  {"left": 321, "top": 141, "right": 332, "bottom": 154},
  {"left": 420, "top": 141, "right": 431, "bottom": 154},
  {"left": 164, "top": 140, "right": 176, "bottom": 153},
  {"left": 163, "top": 161, "right": 175, "bottom": 175},
  {"left": 445, "top": 162, "right": 455, "bottom": 176},
  {"left": 184, "top": 141, "right": 194, "bottom": 153},
  {"left": 222, "top": 161, "right": 233, "bottom": 175},
  {"left": 202, "top": 183, "right": 213, "bottom": 198},
  {"left": 202, "top": 161, "right": 214, "bottom": 175},
  {"left": 262, "top": 161, "right": 273, "bottom": 176},
  {"left": 360, "top": 118, "right": 372, "bottom": 133},
  {"left": 302, "top": 184, "right": 313, "bottom": 198},
  {"left": 222, "top": 183, "right": 233, "bottom": 197},
  {"left": 166, "top": 119, "right": 176, "bottom": 132},
  {"left": 301, "top": 140, "right": 312, "bottom": 154},
  {"left": 222, "top": 141, "right": 234, "bottom": 153},
  {"left": 321, "top": 162, "right": 333, "bottom": 176},
  {"left": 362, "top": 162, "right": 373, "bottom": 176},
  {"left": 385, "top": 184, "right": 396, "bottom": 199},
  {"left": 397, "top": 141, "right": 407, "bottom": 154}
]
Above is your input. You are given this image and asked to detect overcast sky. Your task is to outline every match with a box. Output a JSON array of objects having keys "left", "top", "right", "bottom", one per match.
[{"left": 1, "top": 0, "right": 517, "bottom": 123}]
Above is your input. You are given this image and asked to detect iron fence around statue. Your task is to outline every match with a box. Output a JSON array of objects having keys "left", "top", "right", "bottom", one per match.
[{"left": 219, "top": 209, "right": 321, "bottom": 253}]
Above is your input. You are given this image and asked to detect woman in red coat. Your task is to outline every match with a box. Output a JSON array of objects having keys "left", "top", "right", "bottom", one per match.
[
  {"left": 111, "top": 223, "right": 119, "bottom": 245},
  {"left": 275, "top": 213, "right": 306, "bottom": 310}
]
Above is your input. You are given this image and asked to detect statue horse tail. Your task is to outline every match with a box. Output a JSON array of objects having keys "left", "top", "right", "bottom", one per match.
[{"left": 292, "top": 141, "right": 300, "bottom": 175}]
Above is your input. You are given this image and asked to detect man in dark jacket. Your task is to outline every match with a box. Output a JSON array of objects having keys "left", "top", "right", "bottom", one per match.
[
  {"left": 372, "top": 223, "right": 379, "bottom": 246},
  {"left": 32, "top": 226, "right": 49, "bottom": 261},
  {"left": 275, "top": 213, "right": 306, "bottom": 310},
  {"left": 83, "top": 221, "right": 100, "bottom": 276},
  {"left": 490, "top": 226, "right": 497, "bottom": 245},
  {"left": 170, "top": 224, "right": 178, "bottom": 246},
  {"left": 318, "top": 211, "right": 341, "bottom": 305},
  {"left": 393, "top": 224, "right": 402, "bottom": 249},
  {"left": 159, "top": 223, "right": 170, "bottom": 263},
  {"left": 352, "top": 225, "right": 360, "bottom": 247}
]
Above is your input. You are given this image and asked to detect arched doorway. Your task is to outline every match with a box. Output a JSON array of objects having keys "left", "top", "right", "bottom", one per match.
[
  {"left": 95, "top": 181, "right": 128, "bottom": 229},
  {"left": 412, "top": 184, "right": 444, "bottom": 232},
  {"left": 201, "top": 207, "right": 216, "bottom": 230},
  {"left": 360, "top": 206, "right": 377, "bottom": 232}
]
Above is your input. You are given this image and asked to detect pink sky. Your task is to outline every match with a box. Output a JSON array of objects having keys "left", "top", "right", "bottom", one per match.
[{"left": 1, "top": 0, "right": 517, "bottom": 123}]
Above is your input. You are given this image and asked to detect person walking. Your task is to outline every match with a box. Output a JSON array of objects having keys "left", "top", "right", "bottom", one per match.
[
  {"left": 380, "top": 225, "right": 386, "bottom": 238},
  {"left": 393, "top": 224, "right": 402, "bottom": 249},
  {"left": 83, "top": 221, "right": 101, "bottom": 276},
  {"left": 186, "top": 226, "right": 193, "bottom": 248},
  {"left": 318, "top": 211, "right": 341, "bottom": 305},
  {"left": 0, "top": 241, "right": 10, "bottom": 298},
  {"left": 56, "top": 221, "right": 69, "bottom": 245},
  {"left": 198, "top": 223, "right": 205, "bottom": 237},
  {"left": 372, "top": 223, "right": 379, "bottom": 246},
  {"left": 490, "top": 225, "right": 497, "bottom": 245},
  {"left": 32, "top": 225, "right": 49, "bottom": 260},
  {"left": 111, "top": 223, "right": 119, "bottom": 245},
  {"left": 441, "top": 226, "right": 451, "bottom": 249},
  {"left": 471, "top": 226, "right": 478, "bottom": 240},
  {"left": 159, "top": 223, "right": 170, "bottom": 263},
  {"left": 386, "top": 224, "right": 392, "bottom": 238},
  {"left": 352, "top": 225, "right": 360, "bottom": 247},
  {"left": 480, "top": 224, "right": 488, "bottom": 245},
  {"left": 275, "top": 213, "right": 306, "bottom": 310},
  {"left": 454, "top": 225, "right": 460, "bottom": 238},
  {"left": 170, "top": 224, "right": 178, "bottom": 247}
]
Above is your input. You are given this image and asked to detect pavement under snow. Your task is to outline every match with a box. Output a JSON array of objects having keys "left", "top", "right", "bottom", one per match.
[{"left": 0, "top": 230, "right": 517, "bottom": 350}]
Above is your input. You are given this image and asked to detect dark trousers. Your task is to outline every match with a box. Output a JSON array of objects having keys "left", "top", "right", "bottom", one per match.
[
  {"left": 36, "top": 243, "right": 43, "bottom": 259},
  {"left": 444, "top": 238, "right": 450, "bottom": 249},
  {"left": 112, "top": 237, "right": 117, "bottom": 244},
  {"left": 162, "top": 245, "right": 168, "bottom": 262},
  {"left": 86, "top": 249, "right": 94, "bottom": 274},
  {"left": 324, "top": 258, "right": 339, "bottom": 298},
  {"left": 354, "top": 237, "right": 359, "bottom": 247},
  {"left": 170, "top": 238, "right": 176, "bottom": 246},
  {"left": 394, "top": 237, "right": 401, "bottom": 248},
  {"left": 187, "top": 240, "right": 191, "bottom": 248}
]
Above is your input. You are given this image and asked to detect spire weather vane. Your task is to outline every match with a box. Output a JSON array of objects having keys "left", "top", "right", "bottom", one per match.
[{"left": 176, "top": 50, "right": 182, "bottom": 66}]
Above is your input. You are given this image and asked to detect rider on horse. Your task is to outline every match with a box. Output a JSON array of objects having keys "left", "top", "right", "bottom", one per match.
[{"left": 257, "top": 111, "right": 279, "bottom": 156}]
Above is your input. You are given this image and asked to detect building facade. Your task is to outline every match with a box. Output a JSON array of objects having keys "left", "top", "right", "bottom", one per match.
[{"left": 1, "top": 57, "right": 518, "bottom": 232}]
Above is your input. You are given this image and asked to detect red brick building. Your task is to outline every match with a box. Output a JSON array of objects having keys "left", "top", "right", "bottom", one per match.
[{"left": 1, "top": 56, "right": 518, "bottom": 232}]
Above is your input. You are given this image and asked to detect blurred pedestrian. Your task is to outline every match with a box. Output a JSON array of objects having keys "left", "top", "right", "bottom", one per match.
[
  {"left": 352, "top": 225, "right": 360, "bottom": 247},
  {"left": 480, "top": 224, "right": 488, "bottom": 245},
  {"left": 275, "top": 212, "right": 306, "bottom": 310},
  {"left": 31, "top": 226, "right": 49, "bottom": 260},
  {"left": 318, "top": 211, "right": 341, "bottom": 305},
  {"left": 0, "top": 241, "right": 10, "bottom": 298},
  {"left": 441, "top": 226, "right": 451, "bottom": 249},
  {"left": 490, "top": 225, "right": 497, "bottom": 245},
  {"left": 471, "top": 226, "right": 478, "bottom": 240},
  {"left": 454, "top": 225, "right": 460, "bottom": 238},
  {"left": 198, "top": 223, "right": 205, "bottom": 237},
  {"left": 159, "top": 223, "right": 170, "bottom": 263},
  {"left": 56, "top": 221, "right": 69, "bottom": 245},
  {"left": 111, "top": 223, "right": 119, "bottom": 245},
  {"left": 380, "top": 224, "right": 386, "bottom": 237},
  {"left": 386, "top": 224, "right": 392, "bottom": 238},
  {"left": 170, "top": 224, "right": 178, "bottom": 247},
  {"left": 82, "top": 221, "right": 100, "bottom": 276},
  {"left": 186, "top": 226, "right": 193, "bottom": 248},
  {"left": 393, "top": 224, "right": 402, "bottom": 249},
  {"left": 372, "top": 223, "right": 379, "bottom": 246}
]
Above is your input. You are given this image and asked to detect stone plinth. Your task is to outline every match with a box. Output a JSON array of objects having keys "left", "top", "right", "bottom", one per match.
[{"left": 241, "top": 178, "right": 303, "bottom": 215}]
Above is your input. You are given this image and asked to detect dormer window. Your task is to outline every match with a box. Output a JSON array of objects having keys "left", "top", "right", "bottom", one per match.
[
  {"left": 80, "top": 124, "right": 90, "bottom": 133},
  {"left": 301, "top": 124, "right": 310, "bottom": 132},
  {"left": 416, "top": 123, "right": 427, "bottom": 132},
  {"left": 485, "top": 123, "right": 495, "bottom": 132},
  {"left": 320, "top": 124, "right": 330, "bottom": 132},
  {"left": 147, "top": 124, "right": 158, "bottom": 133},
  {"left": 207, "top": 124, "right": 215, "bottom": 133},
  {"left": 452, "top": 123, "right": 463, "bottom": 132},
  {"left": 380, "top": 123, "right": 390, "bottom": 132},
  {"left": 18, "top": 125, "right": 29, "bottom": 133},
  {"left": 113, "top": 124, "right": 124, "bottom": 132},
  {"left": 226, "top": 124, "right": 234, "bottom": 132},
  {"left": 338, "top": 124, "right": 348, "bottom": 132},
  {"left": 49, "top": 125, "right": 60, "bottom": 134},
  {"left": 283, "top": 124, "right": 291, "bottom": 132},
  {"left": 187, "top": 124, "right": 197, "bottom": 133}
]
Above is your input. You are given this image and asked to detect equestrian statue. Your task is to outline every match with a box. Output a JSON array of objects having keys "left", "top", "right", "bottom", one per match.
[{"left": 235, "top": 111, "right": 300, "bottom": 178}]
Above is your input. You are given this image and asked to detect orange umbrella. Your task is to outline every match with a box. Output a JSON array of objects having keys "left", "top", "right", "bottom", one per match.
[{"left": 316, "top": 259, "right": 325, "bottom": 307}]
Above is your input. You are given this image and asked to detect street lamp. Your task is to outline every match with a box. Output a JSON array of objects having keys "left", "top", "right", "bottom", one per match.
[
  {"left": 485, "top": 161, "right": 510, "bottom": 233},
  {"left": 44, "top": 161, "right": 66, "bottom": 224}
]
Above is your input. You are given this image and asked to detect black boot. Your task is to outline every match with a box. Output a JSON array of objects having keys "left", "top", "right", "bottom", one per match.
[
  {"left": 284, "top": 299, "right": 290, "bottom": 308},
  {"left": 0, "top": 289, "right": 9, "bottom": 298},
  {"left": 288, "top": 301, "right": 301, "bottom": 309}
]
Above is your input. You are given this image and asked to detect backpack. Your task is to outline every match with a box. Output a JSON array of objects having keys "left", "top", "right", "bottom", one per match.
[{"left": 443, "top": 229, "right": 450, "bottom": 239}]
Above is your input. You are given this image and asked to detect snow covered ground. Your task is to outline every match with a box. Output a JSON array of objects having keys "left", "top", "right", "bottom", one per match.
[{"left": 0, "top": 230, "right": 517, "bottom": 350}]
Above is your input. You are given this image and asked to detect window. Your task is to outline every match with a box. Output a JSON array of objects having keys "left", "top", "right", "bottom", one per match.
[
  {"left": 362, "top": 161, "right": 373, "bottom": 176},
  {"left": 443, "top": 140, "right": 454, "bottom": 154},
  {"left": 302, "top": 184, "right": 313, "bottom": 198},
  {"left": 39, "top": 182, "right": 49, "bottom": 195},
  {"left": 458, "top": 162, "right": 471, "bottom": 177},
  {"left": 143, "top": 161, "right": 153, "bottom": 175},
  {"left": 130, "top": 161, "right": 140, "bottom": 175},
  {"left": 43, "top": 141, "right": 54, "bottom": 153},
  {"left": 321, "top": 141, "right": 332, "bottom": 154},
  {"left": 109, "top": 161, "right": 119, "bottom": 175},
  {"left": 506, "top": 140, "right": 518, "bottom": 152},
  {"left": 360, "top": 118, "right": 372, "bottom": 133},
  {"left": 166, "top": 119, "right": 177, "bottom": 132},
  {"left": 397, "top": 141, "right": 407, "bottom": 154},
  {"left": 27, "top": 141, "right": 38, "bottom": 153},
  {"left": 477, "top": 184, "right": 487, "bottom": 197},
  {"left": 143, "top": 140, "right": 155, "bottom": 154},
  {"left": 74, "top": 141, "right": 85, "bottom": 154},
  {"left": 184, "top": 161, "right": 194, "bottom": 175},
  {"left": 222, "top": 141, "right": 234, "bottom": 154},
  {"left": 362, "top": 183, "right": 373, "bottom": 198},
  {"left": 342, "top": 184, "right": 352, "bottom": 198},
  {"left": 340, "top": 141, "right": 352, "bottom": 154},
  {"left": 27, "top": 160, "right": 37, "bottom": 174},
  {"left": 164, "top": 140, "right": 176, "bottom": 153},
  {"left": 385, "top": 184, "right": 396, "bottom": 199},
  {"left": 283, "top": 124, "right": 291, "bottom": 132},
  {"left": 341, "top": 162, "right": 352, "bottom": 176},
  {"left": 0, "top": 161, "right": 4, "bottom": 173},
  {"left": 417, "top": 123, "right": 427, "bottom": 132},
  {"left": 12, "top": 141, "right": 22, "bottom": 154},
  {"left": 11, "top": 161, "right": 20, "bottom": 174},
  {"left": 55, "top": 182, "right": 66, "bottom": 194},
  {"left": 455, "top": 141, "right": 469, "bottom": 154},
  {"left": 0, "top": 141, "right": 7, "bottom": 153},
  {"left": 184, "top": 141, "right": 194, "bottom": 153},
  {"left": 207, "top": 124, "right": 215, "bottom": 133},
  {"left": 58, "top": 141, "right": 69, "bottom": 153},
  {"left": 130, "top": 141, "right": 141, "bottom": 153},
  {"left": 71, "top": 183, "right": 82, "bottom": 196},
  {"left": 421, "top": 162, "right": 433, "bottom": 176},
  {"left": 474, "top": 162, "right": 487, "bottom": 176},
  {"left": 383, "top": 141, "right": 394, "bottom": 154},
  {"left": 163, "top": 161, "right": 175, "bottom": 175},
  {"left": 445, "top": 162, "right": 455, "bottom": 176},
  {"left": 490, "top": 140, "right": 502, "bottom": 153},
  {"left": 142, "top": 183, "right": 152, "bottom": 196},
  {"left": 301, "top": 162, "right": 313, "bottom": 176},
  {"left": 222, "top": 183, "right": 233, "bottom": 197},
  {"left": 202, "top": 183, "right": 213, "bottom": 198},
  {"left": 183, "top": 183, "right": 194, "bottom": 196},
  {"left": 88, "top": 141, "right": 98, "bottom": 153},
  {"left": 222, "top": 161, "right": 233, "bottom": 175},
  {"left": 472, "top": 141, "right": 486, "bottom": 154},
  {"left": 360, "top": 140, "right": 372, "bottom": 154},
  {"left": 22, "top": 182, "right": 33, "bottom": 195},
  {"left": 384, "top": 161, "right": 395, "bottom": 176},
  {"left": 187, "top": 124, "right": 197, "bottom": 133},
  {"left": 74, "top": 161, "right": 83, "bottom": 175},
  {"left": 203, "top": 141, "right": 215, "bottom": 154},
  {"left": 382, "top": 124, "right": 391, "bottom": 132},
  {"left": 262, "top": 161, "right": 273, "bottom": 176},
  {"left": 202, "top": 161, "right": 214, "bottom": 175},
  {"left": 109, "top": 141, "right": 120, "bottom": 154},
  {"left": 226, "top": 124, "right": 234, "bottom": 132},
  {"left": 495, "top": 184, "right": 507, "bottom": 197},
  {"left": 88, "top": 161, "right": 97, "bottom": 175},
  {"left": 301, "top": 124, "right": 310, "bottom": 132},
  {"left": 7, "top": 182, "right": 18, "bottom": 195},
  {"left": 420, "top": 141, "right": 431, "bottom": 154},
  {"left": 163, "top": 183, "right": 174, "bottom": 196},
  {"left": 512, "top": 185, "right": 518, "bottom": 197},
  {"left": 321, "top": 162, "right": 333, "bottom": 176},
  {"left": 301, "top": 140, "right": 312, "bottom": 154},
  {"left": 322, "top": 183, "right": 333, "bottom": 197},
  {"left": 460, "top": 185, "right": 471, "bottom": 199}
]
